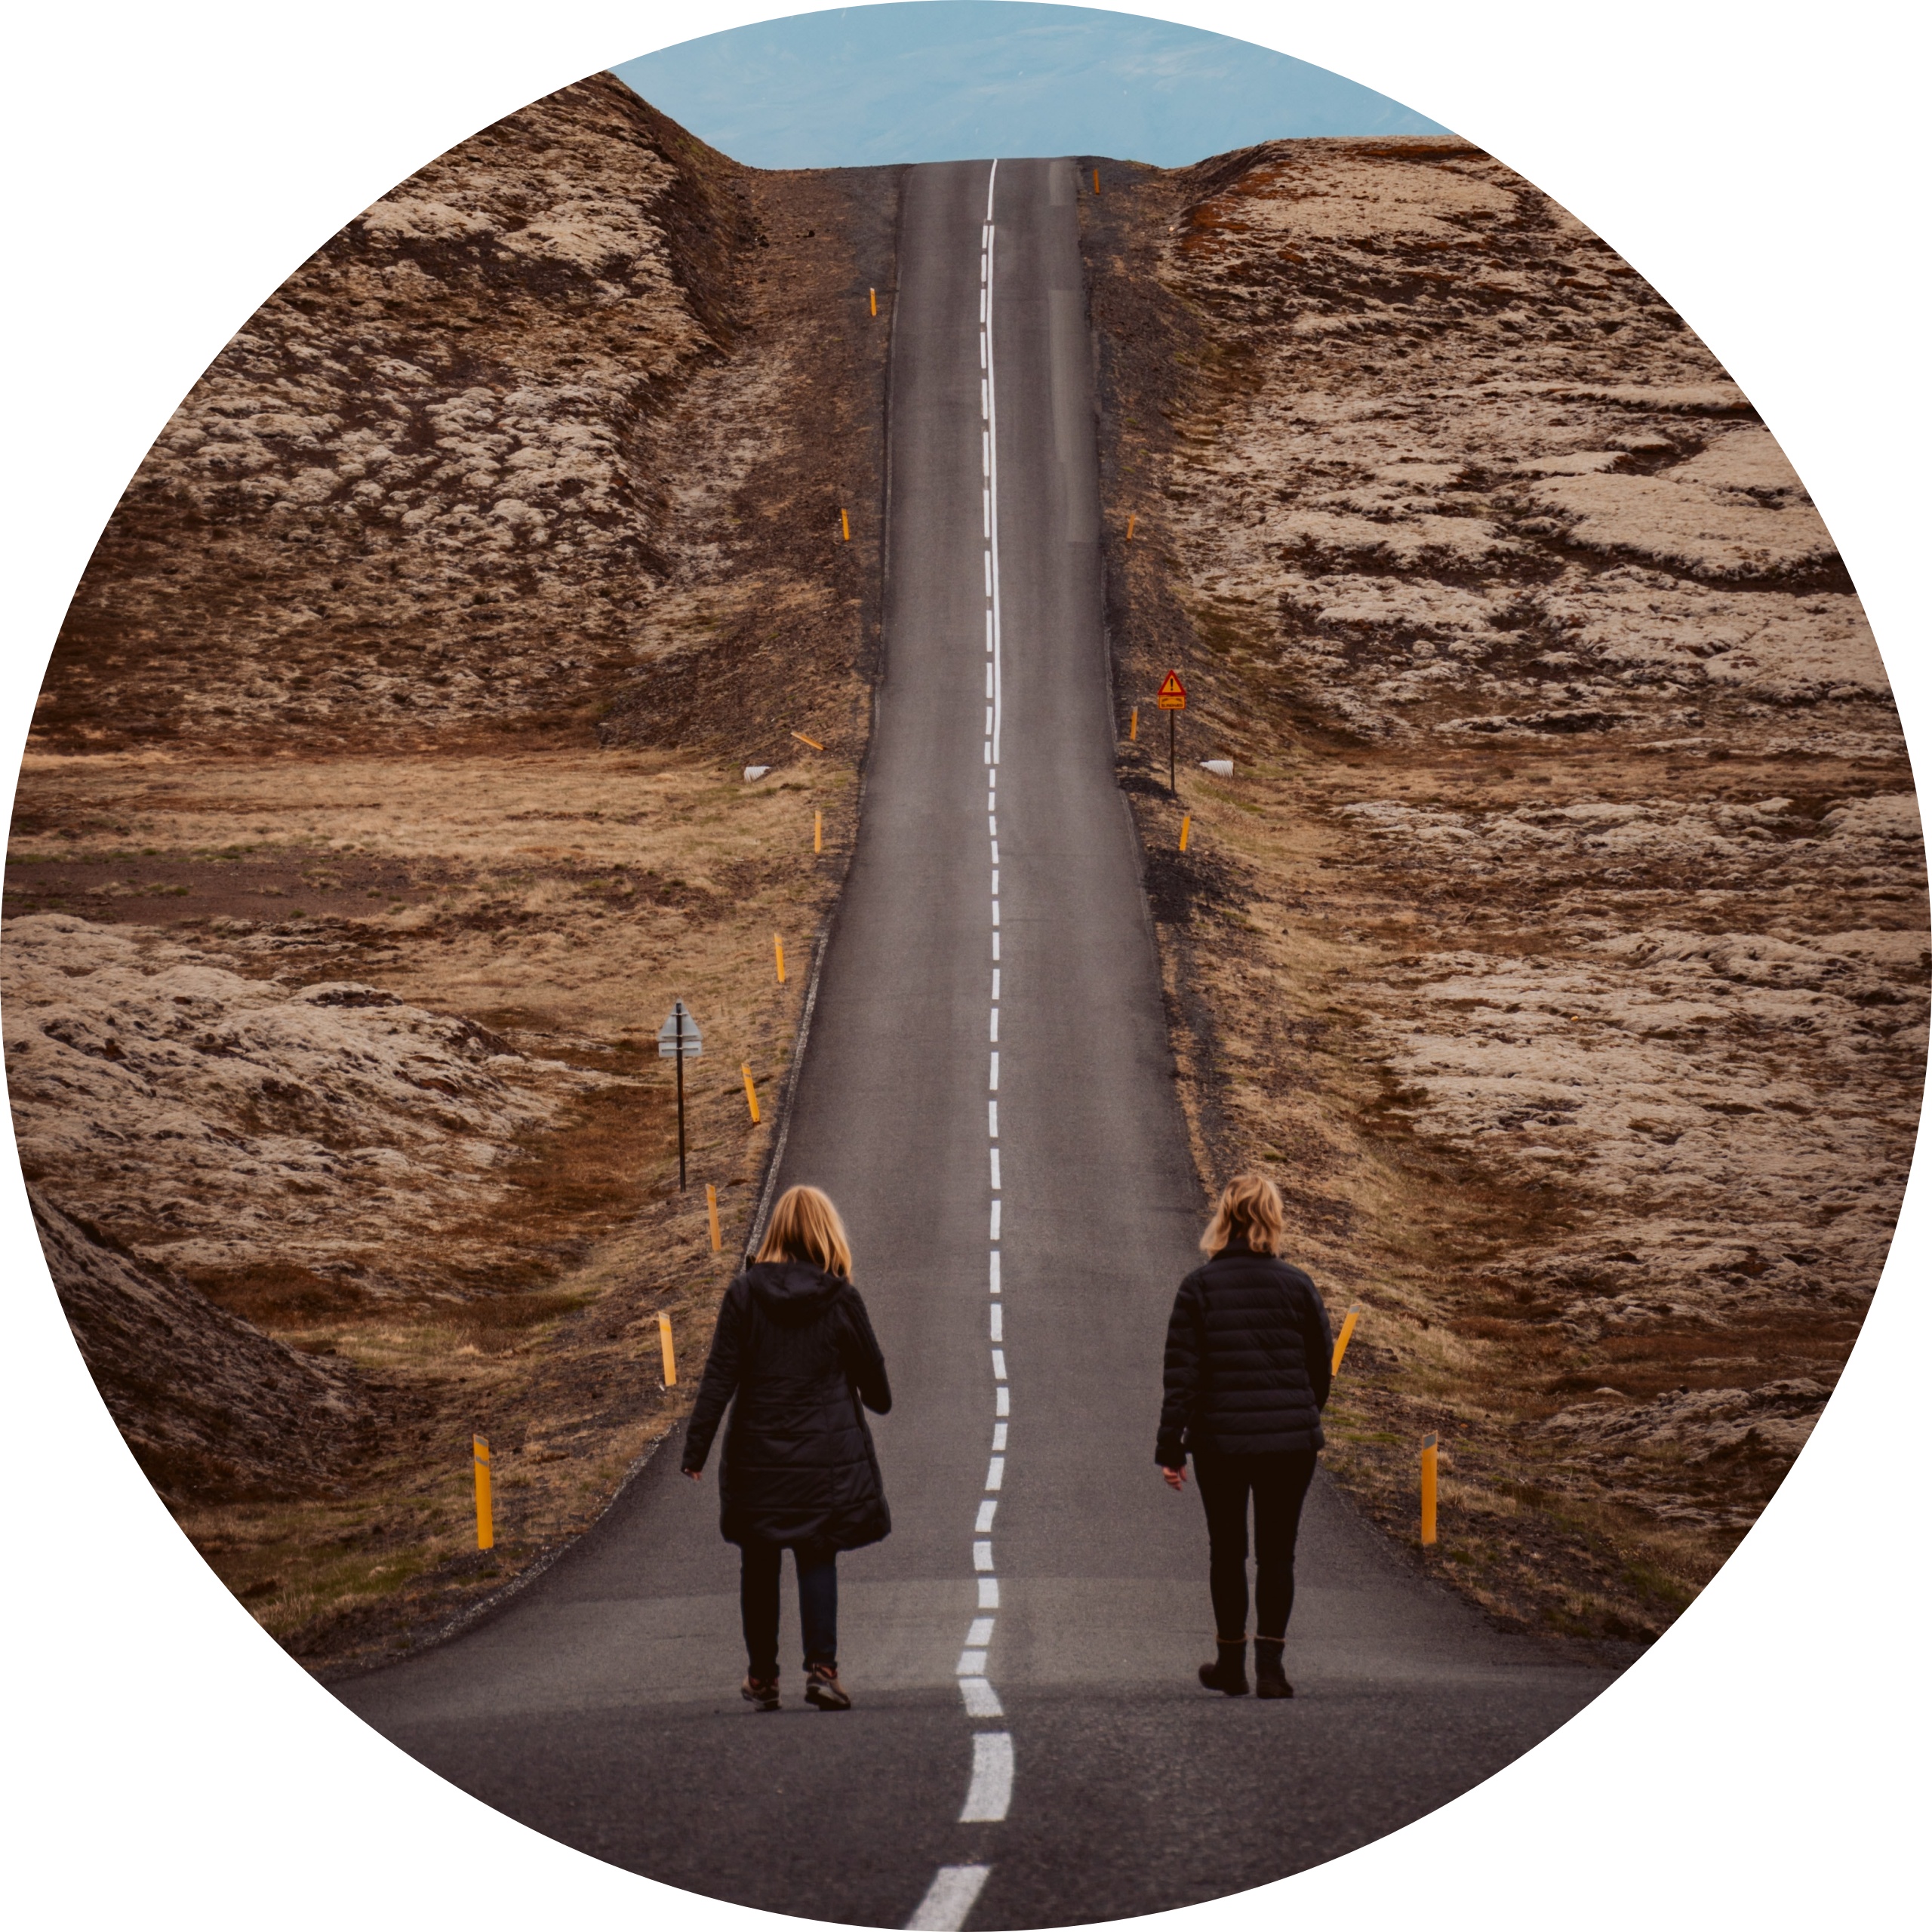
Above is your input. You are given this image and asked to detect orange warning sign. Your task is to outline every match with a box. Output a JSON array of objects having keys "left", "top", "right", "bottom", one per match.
[{"left": 1156, "top": 671, "right": 1187, "bottom": 711}]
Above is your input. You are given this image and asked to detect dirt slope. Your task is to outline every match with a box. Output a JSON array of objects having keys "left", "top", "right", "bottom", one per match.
[
  {"left": 37, "top": 1189, "right": 377, "bottom": 1503},
  {"left": 10, "top": 75, "right": 898, "bottom": 1669},
  {"left": 1082, "top": 139, "right": 1924, "bottom": 1641}
]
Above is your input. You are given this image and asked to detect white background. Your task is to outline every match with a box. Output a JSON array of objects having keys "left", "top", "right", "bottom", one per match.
[{"left": 2, "top": 3, "right": 1920, "bottom": 1924}]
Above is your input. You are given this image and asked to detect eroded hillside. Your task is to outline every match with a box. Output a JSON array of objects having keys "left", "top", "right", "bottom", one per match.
[
  {"left": 11, "top": 74, "right": 897, "bottom": 1668},
  {"left": 1084, "top": 139, "right": 1923, "bottom": 1641}
]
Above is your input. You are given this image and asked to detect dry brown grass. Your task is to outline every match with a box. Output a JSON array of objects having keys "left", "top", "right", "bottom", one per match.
[
  {"left": 11, "top": 740, "right": 857, "bottom": 1666},
  {"left": 1082, "top": 144, "right": 1922, "bottom": 1647}
]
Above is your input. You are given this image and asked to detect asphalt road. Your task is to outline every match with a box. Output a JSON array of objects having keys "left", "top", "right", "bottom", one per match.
[{"left": 334, "top": 158, "right": 1620, "bottom": 1929}]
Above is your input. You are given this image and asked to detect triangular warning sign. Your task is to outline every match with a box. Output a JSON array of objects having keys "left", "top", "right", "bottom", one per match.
[{"left": 1156, "top": 670, "right": 1187, "bottom": 709}]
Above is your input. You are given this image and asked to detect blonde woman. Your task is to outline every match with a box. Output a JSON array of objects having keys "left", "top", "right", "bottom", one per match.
[
  {"left": 682, "top": 1186, "right": 892, "bottom": 1712},
  {"left": 1155, "top": 1174, "right": 1333, "bottom": 1700}
]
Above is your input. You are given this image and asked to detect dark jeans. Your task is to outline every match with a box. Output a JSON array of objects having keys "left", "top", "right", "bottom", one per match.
[
  {"left": 1192, "top": 1447, "right": 1319, "bottom": 1643},
  {"left": 740, "top": 1542, "right": 838, "bottom": 1677}
]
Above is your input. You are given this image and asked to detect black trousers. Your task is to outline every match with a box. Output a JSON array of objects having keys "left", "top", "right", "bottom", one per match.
[
  {"left": 740, "top": 1542, "right": 838, "bottom": 1676},
  {"left": 1192, "top": 1447, "right": 1319, "bottom": 1643}
]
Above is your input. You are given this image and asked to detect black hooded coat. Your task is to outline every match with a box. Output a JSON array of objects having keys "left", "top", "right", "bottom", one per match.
[{"left": 681, "top": 1260, "right": 893, "bottom": 1552}]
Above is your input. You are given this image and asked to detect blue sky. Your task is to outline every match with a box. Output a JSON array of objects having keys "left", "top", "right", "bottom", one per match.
[{"left": 613, "top": 2, "right": 1448, "bottom": 169}]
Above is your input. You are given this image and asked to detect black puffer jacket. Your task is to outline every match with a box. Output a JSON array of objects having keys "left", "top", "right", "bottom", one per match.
[
  {"left": 1155, "top": 1241, "right": 1334, "bottom": 1466},
  {"left": 682, "top": 1261, "right": 893, "bottom": 1552}
]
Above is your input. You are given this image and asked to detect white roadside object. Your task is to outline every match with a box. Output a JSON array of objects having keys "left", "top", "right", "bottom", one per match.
[
  {"left": 1201, "top": 759, "right": 1234, "bottom": 777},
  {"left": 743, "top": 765, "right": 771, "bottom": 781}
]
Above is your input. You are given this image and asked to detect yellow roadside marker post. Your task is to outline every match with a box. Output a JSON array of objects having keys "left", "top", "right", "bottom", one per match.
[
  {"left": 869, "top": 287, "right": 877, "bottom": 317},
  {"left": 1125, "top": 513, "right": 1136, "bottom": 542},
  {"left": 840, "top": 508, "right": 851, "bottom": 542},
  {"left": 814, "top": 810, "right": 823, "bottom": 854},
  {"left": 1179, "top": 814, "right": 1192, "bottom": 853},
  {"left": 658, "top": 1312, "right": 678, "bottom": 1386},
  {"left": 742, "top": 1063, "right": 761, "bottom": 1124},
  {"left": 774, "top": 933, "right": 786, "bottom": 983},
  {"left": 1421, "top": 1435, "right": 1438, "bottom": 1547},
  {"left": 792, "top": 730, "right": 824, "bottom": 751},
  {"left": 1128, "top": 707, "right": 1138, "bottom": 743},
  {"left": 472, "top": 1434, "right": 494, "bottom": 1552},
  {"left": 1093, "top": 167, "right": 1100, "bottom": 194},
  {"left": 1331, "top": 1306, "right": 1363, "bottom": 1375},
  {"left": 706, "top": 1183, "right": 722, "bottom": 1254}
]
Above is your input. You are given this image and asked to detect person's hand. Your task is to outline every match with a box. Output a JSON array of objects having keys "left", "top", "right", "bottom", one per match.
[
  {"left": 684, "top": 1467, "right": 703, "bottom": 1481},
  {"left": 1162, "top": 1465, "right": 1187, "bottom": 1491}
]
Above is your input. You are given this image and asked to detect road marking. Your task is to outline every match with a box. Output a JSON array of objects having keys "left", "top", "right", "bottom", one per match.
[
  {"left": 977, "top": 1500, "right": 998, "bottom": 1531},
  {"left": 985, "top": 1455, "right": 1005, "bottom": 1490},
  {"left": 978, "top": 1575, "right": 1000, "bottom": 1607},
  {"left": 960, "top": 1734, "right": 1014, "bottom": 1823},
  {"left": 974, "top": 1540, "right": 994, "bottom": 1570},
  {"left": 989, "top": 1009, "right": 999, "bottom": 1044},
  {"left": 991, "top": 869, "right": 999, "bottom": 894},
  {"left": 990, "top": 839, "right": 999, "bottom": 863},
  {"left": 991, "top": 1348, "right": 1007, "bottom": 1380},
  {"left": 967, "top": 1617, "right": 995, "bottom": 1647},
  {"left": 991, "top": 968, "right": 1001, "bottom": 998},
  {"left": 956, "top": 1648, "right": 988, "bottom": 1675},
  {"left": 988, "top": 1097, "right": 998, "bottom": 1134},
  {"left": 995, "top": 1386, "right": 1009, "bottom": 1416},
  {"left": 986, "top": 211, "right": 1002, "bottom": 766},
  {"left": 989, "top": 1302, "right": 1003, "bottom": 1340},
  {"left": 959, "top": 1678, "right": 1004, "bottom": 1718},
  {"left": 907, "top": 1864, "right": 990, "bottom": 1932},
  {"left": 991, "top": 932, "right": 999, "bottom": 961},
  {"left": 992, "top": 1423, "right": 1008, "bottom": 1451},
  {"left": 981, "top": 377, "right": 989, "bottom": 420},
  {"left": 989, "top": 1249, "right": 1000, "bottom": 1292},
  {"left": 989, "top": 1148, "right": 1001, "bottom": 1190},
  {"left": 989, "top": 1200, "right": 1001, "bottom": 1239},
  {"left": 989, "top": 1050, "right": 998, "bottom": 1088},
  {"left": 991, "top": 900, "right": 1000, "bottom": 927},
  {"left": 985, "top": 704, "right": 994, "bottom": 734}
]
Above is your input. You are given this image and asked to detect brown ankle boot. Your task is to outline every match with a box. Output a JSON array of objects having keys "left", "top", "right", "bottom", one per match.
[
  {"left": 1254, "top": 1638, "right": 1293, "bottom": 1699},
  {"left": 1198, "top": 1638, "right": 1250, "bottom": 1696}
]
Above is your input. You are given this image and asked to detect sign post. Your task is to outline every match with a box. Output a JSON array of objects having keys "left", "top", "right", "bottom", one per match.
[
  {"left": 657, "top": 1000, "right": 703, "bottom": 1190},
  {"left": 1156, "top": 671, "right": 1187, "bottom": 796}
]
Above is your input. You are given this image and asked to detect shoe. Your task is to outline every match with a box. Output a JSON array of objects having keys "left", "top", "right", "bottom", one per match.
[
  {"left": 1253, "top": 1639, "right": 1294, "bottom": 1700},
  {"left": 741, "top": 1674, "right": 780, "bottom": 1712},
  {"left": 804, "top": 1664, "right": 851, "bottom": 1710},
  {"left": 1197, "top": 1638, "right": 1249, "bottom": 1697}
]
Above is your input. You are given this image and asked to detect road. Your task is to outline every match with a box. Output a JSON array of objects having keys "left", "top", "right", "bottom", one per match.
[{"left": 334, "top": 157, "right": 1619, "bottom": 1929}]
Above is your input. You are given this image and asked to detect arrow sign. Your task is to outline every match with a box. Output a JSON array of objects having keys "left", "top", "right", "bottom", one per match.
[
  {"left": 1156, "top": 671, "right": 1187, "bottom": 710},
  {"left": 657, "top": 1000, "right": 703, "bottom": 1058}
]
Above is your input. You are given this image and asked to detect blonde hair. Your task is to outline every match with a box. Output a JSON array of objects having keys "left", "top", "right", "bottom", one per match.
[
  {"left": 755, "top": 1185, "right": 853, "bottom": 1278},
  {"left": 1200, "top": 1174, "right": 1284, "bottom": 1257}
]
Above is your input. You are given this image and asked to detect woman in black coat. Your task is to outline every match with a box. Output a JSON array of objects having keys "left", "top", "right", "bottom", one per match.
[
  {"left": 1155, "top": 1173, "right": 1333, "bottom": 1700},
  {"left": 683, "top": 1185, "right": 891, "bottom": 1712}
]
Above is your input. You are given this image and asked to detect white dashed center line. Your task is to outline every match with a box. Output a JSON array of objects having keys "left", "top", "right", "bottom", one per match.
[
  {"left": 959, "top": 1734, "right": 1014, "bottom": 1823},
  {"left": 918, "top": 172, "right": 1018, "bottom": 1929}
]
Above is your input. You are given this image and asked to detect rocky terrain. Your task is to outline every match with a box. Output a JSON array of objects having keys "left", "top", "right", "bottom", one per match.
[
  {"left": 1084, "top": 138, "right": 1923, "bottom": 1640},
  {"left": 11, "top": 74, "right": 897, "bottom": 1668}
]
